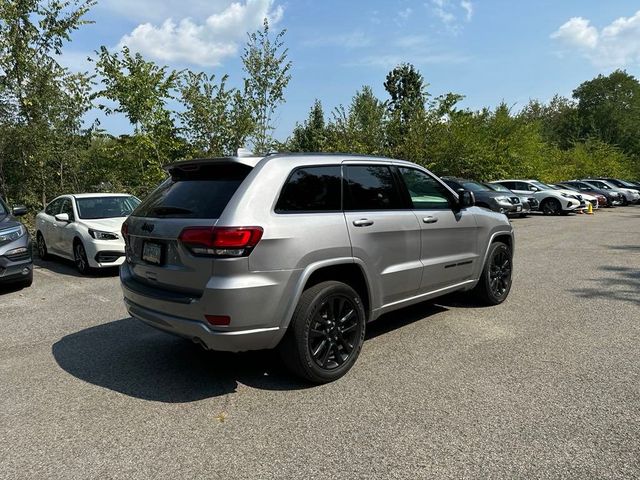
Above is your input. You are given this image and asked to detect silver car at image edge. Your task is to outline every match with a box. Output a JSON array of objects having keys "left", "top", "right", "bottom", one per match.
[
  {"left": 0, "top": 198, "right": 33, "bottom": 288},
  {"left": 120, "top": 154, "right": 515, "bottom": 383}
]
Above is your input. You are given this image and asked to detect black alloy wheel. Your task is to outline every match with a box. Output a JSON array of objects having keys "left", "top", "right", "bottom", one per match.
[
  {"left": 280, "top": 281, "right": 366, "bottom": 383},
  {"left": 488, "top": 248, "right": 511, "bottom": 299},
  {"left": 473, "top": 242, "right": 513, "bottom": 305},
  {"left": 308, "top": 294, "right": 360, "bottom": 370}
]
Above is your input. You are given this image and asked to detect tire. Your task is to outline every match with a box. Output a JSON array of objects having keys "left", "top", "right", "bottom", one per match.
[
  {"left": 74, "top": 240, "right": 91, "bottom": 275},
  {"left": 621, "top": 196, "right": 629, "bottom": 206},
  {"left": 473, "top": 242, "right": 513, "bottom": 306},
  {"left": 541, "top": 198, "right": 562, "bottom": 216},
  {"left": 36, "top": 232, "right": 50, "bottom": 260},
  {"left": 279, "top": 281, "right": 366, "bottom": 383}
]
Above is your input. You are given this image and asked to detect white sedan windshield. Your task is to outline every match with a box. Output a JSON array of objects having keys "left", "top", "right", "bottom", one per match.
[{"left": 76, "top": 196, "right": 140, "bottom": 219}]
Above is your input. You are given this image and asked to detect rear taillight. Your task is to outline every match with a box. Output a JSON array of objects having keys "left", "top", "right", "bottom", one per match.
[
  {"left": 178, "top": 226, "right": 263, "bottom": 257},
  {"left": 121, "top": 222, "right": 129, "bottom": 238}
]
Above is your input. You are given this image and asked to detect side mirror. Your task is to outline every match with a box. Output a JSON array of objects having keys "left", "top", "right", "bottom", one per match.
[
  {"left": 12, "top": 205, "right": 27, "bottom": 216},
  {"left": 456, "top": 189, "right": 475, "bottom": 209},
  {"left": 530, "top": 187, "right": 539, "bottom": 192},
  {"left": 54, "top": 213, "right": 70, "bottom": 223}
]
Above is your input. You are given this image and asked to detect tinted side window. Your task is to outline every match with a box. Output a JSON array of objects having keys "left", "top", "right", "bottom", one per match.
[
  {"left": 399, "top": 168, "right": 453, "bottom": 210},
  {"left": 45, "top": 198, "right": 63, "bottom": 216},
  {"left": 344, "top": 165, "right": 403, "bottom": 210},
  {"left": 275, "top": 166, "right": 342, "bottom": 213}
]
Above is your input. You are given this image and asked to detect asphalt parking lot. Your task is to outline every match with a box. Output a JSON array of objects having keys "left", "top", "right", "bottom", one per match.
[{"left": 1, "top": 209, "right": 639, "bottom": 479}]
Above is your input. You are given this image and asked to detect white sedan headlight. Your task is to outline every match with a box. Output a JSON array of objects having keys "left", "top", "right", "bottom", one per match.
[
  {"left": 88, "top": 229, "right": 119, "bottom": 240},
  {"left": 0, "top": 225, "right": 26, "bottom": 243}
]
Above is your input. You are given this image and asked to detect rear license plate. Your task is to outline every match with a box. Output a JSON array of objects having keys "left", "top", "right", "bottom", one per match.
[
  {"left": 516, "top": 205, "right": 522, "bottom": 212},
  {"left": 142, "top": 242, "right": 163, "bottom": 265}
]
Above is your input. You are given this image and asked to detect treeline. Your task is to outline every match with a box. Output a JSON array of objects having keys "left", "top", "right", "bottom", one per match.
[
  {"left": 288, "top": 66, "right": 639, "bottom": 185},
  {"left": 1, "top": 0, "right": 639, "bottom": 216}
]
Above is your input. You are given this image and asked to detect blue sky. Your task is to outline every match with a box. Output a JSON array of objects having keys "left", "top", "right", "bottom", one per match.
[{"left": 62, "top": 0, "right": 640, "bottom": 140}]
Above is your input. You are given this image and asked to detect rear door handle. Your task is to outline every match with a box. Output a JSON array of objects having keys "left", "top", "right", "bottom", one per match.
[
  {"left": 353, "top": 219, "right": 374, "bottom": 227},
  {"left": 423, "top": 216, "right": 438, "bottom": 224}
]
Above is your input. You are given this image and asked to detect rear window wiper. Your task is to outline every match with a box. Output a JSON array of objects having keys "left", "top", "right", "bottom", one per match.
[{"left": 150, "top": 206, "right": 194, "bottom": 216}]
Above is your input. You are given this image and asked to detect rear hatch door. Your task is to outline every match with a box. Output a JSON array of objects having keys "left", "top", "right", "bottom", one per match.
[{"left": 126, "top": 161, "right": 253, "bottom": 295}]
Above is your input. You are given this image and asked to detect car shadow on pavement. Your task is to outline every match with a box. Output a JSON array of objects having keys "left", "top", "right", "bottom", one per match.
[
  {"left": 53, "top": 301, "right": 451, "bottom": 402},
  {"left": 570, "top": 265, "right": 640, "bottom": 306},
  {"left": 34, "top": 256, "right": 119, "bottom": 278},
  {"left": 0, "top": 282, "right": 29, "bottom": 295},
  {"left": 366, "top": 302, "right": 448, "bottom": 340},
  {"left": 52, "top": 317, "right": 311, "bottom": 402}
]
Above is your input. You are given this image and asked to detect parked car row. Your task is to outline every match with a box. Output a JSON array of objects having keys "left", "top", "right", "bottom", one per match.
[
  {"left": 2, "top": 153, "right": 639, "bottom": 383},
  {"left": 437, "top": 177, "right": 640, "bottom": 217}
]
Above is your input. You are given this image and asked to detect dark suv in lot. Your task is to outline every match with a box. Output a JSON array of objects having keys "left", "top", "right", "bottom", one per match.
[
  {"left": 0, "top": 197, "right": 32, "bottom": 288},
  {"left": 442, "top": 177, "right": 524, "bottom": 216},
  {"left": 121, "top": 154, "right": 514, "bottom": 383}
]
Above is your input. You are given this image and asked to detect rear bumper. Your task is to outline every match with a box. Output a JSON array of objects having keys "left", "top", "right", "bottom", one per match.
[
  {"left": 124, "top": 298, "right": 283, "bottom": 351},
  {"left": 120, "top": 262, "right": 298, "bottom": 352}
]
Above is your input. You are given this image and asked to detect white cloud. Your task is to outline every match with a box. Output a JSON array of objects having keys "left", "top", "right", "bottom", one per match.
[
  {"left": 116, "top": 0, "right": 283, "bottom": 67},
  {"left": 460, "top": 1, "right": 473, "bottom": 22},
  {"left": 397, "top": 7, "right": 413, "bottom": 22},
  {"left": 551, "top": 10, "right": 640, "bottom": 67},
  {"left": 427, "top": 0, "right": 473, "bottom": 31},
  {"left": 551, "top": 17, "right": 598, "bottom": 49}
]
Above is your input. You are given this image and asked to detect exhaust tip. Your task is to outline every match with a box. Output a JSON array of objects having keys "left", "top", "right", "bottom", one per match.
[{"left": 191, "top": 337, "right": 209, "bottom": 350}]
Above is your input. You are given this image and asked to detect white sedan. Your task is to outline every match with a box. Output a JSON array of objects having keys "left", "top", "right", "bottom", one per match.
[{"left": 36, "top": 193, "right": 140, "bottom": 274}]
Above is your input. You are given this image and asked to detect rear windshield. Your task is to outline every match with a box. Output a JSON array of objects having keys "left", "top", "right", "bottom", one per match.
[{"left": 132, "top": 163, "right": 252, "bottom": 219}]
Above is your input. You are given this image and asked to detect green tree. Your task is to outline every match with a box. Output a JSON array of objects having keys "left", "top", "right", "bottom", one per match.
[
  {"left": 326, "top": 86, "right": 386, "bottom": 155},
  {"left": 94, "top": 46, "right": 178, "bottom": 134},
  {"left": 178, "top": 71, "right": 253, "bottom": 156},
  {"left": 242, "top": 18, "right": 291, "bottom": 154},
  {"left": 384, "top": 63, "right": 428, "bottom": 122},
  {"left": 288, "top": 99, "right": 326, "bottom": 152},
  {"left": 0, "top": 0, "right": 95, "bottom": 207},
  {"left": 94, "top": 46, "right": 183, "bottom": 185},
  {"left": 572, "top": 70, "right": 640, "bottom": 156}
]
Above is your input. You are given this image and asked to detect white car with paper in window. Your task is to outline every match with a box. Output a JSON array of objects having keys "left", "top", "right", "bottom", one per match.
[{"left": 35, "top": 193, "right": 140, "bottom": 274}]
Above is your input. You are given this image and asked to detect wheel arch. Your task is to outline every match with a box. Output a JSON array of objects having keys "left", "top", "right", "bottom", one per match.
[
  {"left": 477, "top": 230, "right": 515, "bottom": 285},
  {"left": 281, "top": 258, "right": 374, "bottom": 331}
]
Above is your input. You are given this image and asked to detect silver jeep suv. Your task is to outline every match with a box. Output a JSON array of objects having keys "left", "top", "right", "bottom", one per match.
[{"left": 120, "top": 154, "right": 514, "bottom": 382}]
